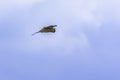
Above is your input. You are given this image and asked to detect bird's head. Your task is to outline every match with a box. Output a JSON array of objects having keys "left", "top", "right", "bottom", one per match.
[{"left": 53, "top": 25, "right": 57, "bottom": 27}]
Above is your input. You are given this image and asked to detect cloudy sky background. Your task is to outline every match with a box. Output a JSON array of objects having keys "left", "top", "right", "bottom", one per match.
[{"left": 0, "top": 0, "right": 120, "bottom": 80}]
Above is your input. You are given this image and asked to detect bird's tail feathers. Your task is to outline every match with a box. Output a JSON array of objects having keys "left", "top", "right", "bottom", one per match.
[{"left": 32, "top": 32, "right": 39, "bottom": 36}]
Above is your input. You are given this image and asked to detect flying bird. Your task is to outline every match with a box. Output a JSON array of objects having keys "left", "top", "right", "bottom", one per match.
[{"left": 32, "top": 25, "right": 57, "bottom": 36}]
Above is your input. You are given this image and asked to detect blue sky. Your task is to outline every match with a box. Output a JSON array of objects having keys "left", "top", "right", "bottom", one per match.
[{"left": 0, "top": 0, "right": 120, "bottom": 80}]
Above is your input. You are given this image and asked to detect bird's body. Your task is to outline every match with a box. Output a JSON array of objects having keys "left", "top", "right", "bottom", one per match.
[{"left": 32, "top": 25, "right": 57, "bottom": 36}]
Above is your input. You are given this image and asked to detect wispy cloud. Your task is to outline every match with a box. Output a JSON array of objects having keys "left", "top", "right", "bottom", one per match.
[
  {"left": 57, "top": 0, "right": 104, "bottom": 29},
  {"left": 1, "top": 0, "right": 120, "bottom": 53}
]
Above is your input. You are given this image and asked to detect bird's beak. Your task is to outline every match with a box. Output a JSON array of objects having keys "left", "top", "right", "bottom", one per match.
[{"left": 54, "top": 25, "right": 57, "bottom": 27}]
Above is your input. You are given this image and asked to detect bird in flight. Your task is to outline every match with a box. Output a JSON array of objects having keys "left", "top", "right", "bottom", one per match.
[{"left": 32, "top": 25, "right": 57, "bottom": 36}]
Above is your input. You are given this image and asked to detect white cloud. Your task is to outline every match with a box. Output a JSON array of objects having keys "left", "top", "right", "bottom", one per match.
[
  {"left": 57, "top": 0, "right": 104, "bottom": 30},
  {"left": 18, "top": 0, "right": 104, "bottom": 52},
  {"left": 1, "top": 0, "right": 120, "bottom": 54}
]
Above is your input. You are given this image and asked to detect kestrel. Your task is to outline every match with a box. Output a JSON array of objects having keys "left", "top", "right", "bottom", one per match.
[{"left": 32, "top": 25, "right": 57, "bottom": 36}]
